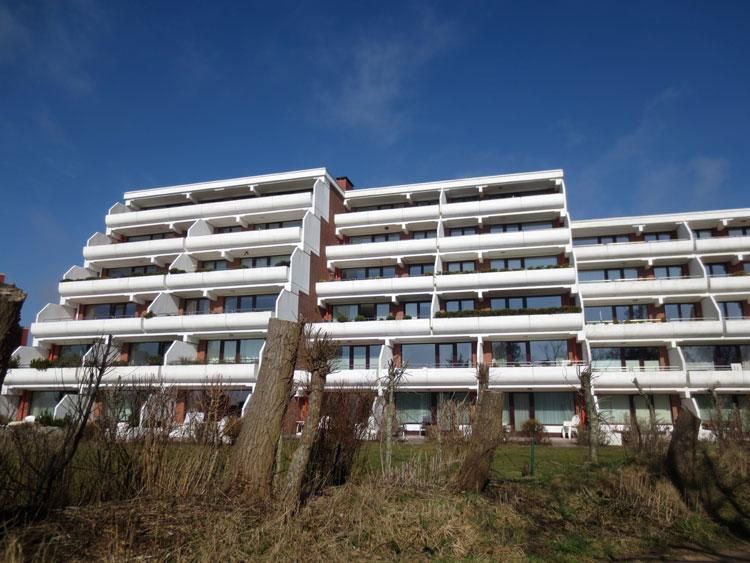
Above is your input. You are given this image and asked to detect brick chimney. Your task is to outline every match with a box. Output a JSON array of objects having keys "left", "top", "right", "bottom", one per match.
[{"left": 335, "top": 176, "right": 354, "bottom": 190}]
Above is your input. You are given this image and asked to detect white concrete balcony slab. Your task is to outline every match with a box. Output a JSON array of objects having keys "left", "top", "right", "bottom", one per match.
[
  {"left": 584, "top": 319, "right": 724, "bottom": 340},
  {"left": 579, "top": 276, "right": 709, "bottom": 300},
  {"left": 106, "top": 192, "right": 312, "bottom": 231},
  {"left": 58, "top": 268, "right": 290, "bottom": 302},
  {"left": 326, "top": 239, "right": 437, "bottom": 263},
  {"left": 431, "top": 312, "right": 583, "bottom": 336},
  {"left": 316, "top": 276, "right": 433, "bottom": 300},
  {"left": 31, "top": 311, "right": 273, "bottom": 340},
  {"left": 335, "top": 204, "right": 439, "bottom": 230},
  {"left": 441, "top": 192, "right": 565, "bottom": 220},
  {"left": 2, "top": 363, "right": 258, "bottom": 389},
  {"left": 708, "top": 274, "right": 750, "bottom": 295},
  {"left": 695, "top": 235, "right": 750, "bottom": 255},
  {"left": 487, "top": 365, "right": 580, "bottom": 388},
  {"left": 439, "top": 229, "right": 570, "bottom": 255},
  {"left": 593, "top": 368, "right": 688, "bottom": 391},
  {"left": 688, "top": 369, "right": 750, "bottom": 389},
  {"left": 327, "top": 369, "right": 380, "bottom": 388},
  {"left": 724, "top": 319, "right": 750, "bottom": 336},
  {"left": 574, "top": 239, "right": 695, "bottom": 262},
  {"left": 398, "top": 367, "right": 478, "bottom": 389},
  {"left": 83, "top": 237, "right": 182, "bottom": 262},
  {"left": 315, "top": 319, "right": 431, "bottom": 339},
  {"left": 435, "top": 267, "right": 575, "bottom": 293}
]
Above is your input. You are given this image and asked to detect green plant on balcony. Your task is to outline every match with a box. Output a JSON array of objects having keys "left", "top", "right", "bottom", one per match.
[
  {"left": 403, "top": 314, "right": 412, "bottom": 320},
  {"left": 386, "top": 314, "right": 395, "bottom": 320},
  {"left": 142, "top": 311, "right": 156, "bottom": 319},
  {"left": 336, "top": 314, "right": 350, "bottom": 323},
  {"left": 8, "top": 357, "right": 19, "bottom": 369},
  {"left": 30, "top": 358, "right": 52, "bottom": 370},
  {"left": 355, "top": 315, "right": 367, "bottom": 321},
  {"left": 275, "top": 260, "right": 291, "bottom": 267},
  {"left": 169, "top": 268, "right": 186, "bottom": 274},
  {"left": 433, "top": 305, "right": 581, "bottom": 319},
  {"left": 147, "top": 355, "right": 164, "bottom": 366}
]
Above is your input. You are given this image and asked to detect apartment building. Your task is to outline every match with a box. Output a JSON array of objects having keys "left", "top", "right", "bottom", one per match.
[{"left": 2, "top": 168, "right": 749, "bottom": 433}]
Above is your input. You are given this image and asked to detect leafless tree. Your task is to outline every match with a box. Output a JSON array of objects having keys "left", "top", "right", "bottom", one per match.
[
  {"left": 0, "top": 282, "right": 26, "bottom": 390},
  {"left": 378, "top": 359, "right": 407, "bottom": 476},
  {"left": 578, "top": 364, "right": 599, "bottom": 464}
]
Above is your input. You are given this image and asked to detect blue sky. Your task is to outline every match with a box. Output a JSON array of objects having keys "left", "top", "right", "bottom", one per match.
[{"left": 1, "top": 0, "right": 749, "bottom": 325}]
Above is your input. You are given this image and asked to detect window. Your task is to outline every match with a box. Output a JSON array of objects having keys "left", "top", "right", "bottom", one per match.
[
  {"left": 720, "top": 301, "right": 744, "bottom": 319},
  {"left": 644, "top": 232, "right": 674, "bottom": 241},
  {"left": 106, "top": 265, "right": 162, "bottom": 278},
  {"left": 492, "top": 340, "right": 567, "bottom": 366},
  {"left": 653, "top": 265, "right": 684, "bottom": 279},
  {"left": 664, "top": 303, "right": 696, "bottom": 321},
  {"left": 339, "top": 266, "right": 396, "bottom": 280},
  {"left": 591, "top": 347, "right": 661, "bottom": 370},
  {"left": 412, "top": 229, "right": 437, "bottom": 239},
  {"left": 694, "top": 229, "right": 713, "bottom": 239},
  {"left": 408, "top": 262, "right": 434, "bottom": 276},
  {"left": 445, "top": 261, "right": 475, "bottom": 273},
  {"left": 333, "top": 345, "right": 380, "bottom": 369},
  {"left": 489, "top": 221, "right": 553, "bottom": 234},
  {"left": 255, "top": 220, "right": 302, "bottom": 230},
  {"left": 490, "top": 295, "right": 563, "bottom": 310},
  {"left": 84, "top": 302, "right": 137, "bottom": 319},
  {"left": 728, "top": 226, "right": 750, "bottom": 237},
  {"left": 206, "top": 339, "right": 263, "bottom": 364},
  {"left": 745, "top": 263, "right": 750, "bottom": 273},
  {"left": 401, "top": 342, "right": 473, "bottom": 368},
  {"left": 490, "top": 256, "right": 558, "bottom": 271},
  {"left": 240, "top": 255, "right": 290, "bottom": 268},
  {"left": 490, "top": 223, "right": 521, "bottom": 233},
  {"left": 573, "top": 234, "right": 629, "bottom": 246},
  {"left": 348, "top": 233, "right": 401, "bottom": 244},
  {"left": 447, "top": 194, "right": 479, "bottom": 203},
  {"left": 56, "top": 344, "right": 90, "bottom": 365},
  {"left": 706, "top": 263, "right": 728, "bottom": 276},
  {"left": 126, "top": 232, "right": 173, "bottom": 242},
  {"left": 332, "top": 303, "right": 390, "bottom": 321},
  {"left": 448, "top": 226, "right": 477, "bottom": 237},
  {"left": 129, "top": 341, "right": 172, "bottom": 366},
  {"left": 184, "top": 298, "right": 210, "bottom": 315},
  {"left": 584, "top": 306, "right": 614, "bottom": 323},
  {"left": 579, "top": 268, "right": 638, "bottom": 282},
  {"left": 584, "top": 304, "right": 648, "bottom": 323},
  {"left": 224, "top": 294, "right": 276, "bottom": 313},
  {"left": 199, "top": 260, "right": 229, "bottom": 271},
  {"left": 215, "top": 225, "right": 244, "bottom": 233},
  {"left": 444, "top": 299, "right": 475, "bottom": 313},
  {"left": 404, "top": 301, "right": 431, "bottom": 319},
  {"left": 683, "top": 345, "right": 750, "bottom": 369}
]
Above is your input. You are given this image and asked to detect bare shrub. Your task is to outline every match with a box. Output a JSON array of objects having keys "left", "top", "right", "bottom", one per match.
[{"left": 520, "top": 418, "right": 549, "bottom": 445}]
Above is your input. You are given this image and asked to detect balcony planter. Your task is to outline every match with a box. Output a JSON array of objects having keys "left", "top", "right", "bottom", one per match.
[{"left": 434, "top": 306, "right": 581, "bottom": 319}]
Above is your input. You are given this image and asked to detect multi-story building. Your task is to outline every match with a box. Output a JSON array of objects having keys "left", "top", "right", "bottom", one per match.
[{"left": 2, "top": 168, "right": 749, "bottom": 433}]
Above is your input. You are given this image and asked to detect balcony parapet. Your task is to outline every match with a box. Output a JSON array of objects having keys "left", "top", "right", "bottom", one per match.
[
  {"left": 574, "top": 239, "right": 695, "bottom": 262},
  {"left": 579, "top": 276, "right": 709, "bottom": 300},
  {"left": 438, "top": 229, "right": 570, "bottom": 255},
  {"left": 584, "top": 319, "right": 724, "bottom": 340},
  {"left": 435, "top": 267, "right": 575, "bottom": 293},
  {"left": 316, "top": 276, "right": 433, "bottom": 300},
  {"left": 431, "top": 312, "right": 583, "bottom": 336}
]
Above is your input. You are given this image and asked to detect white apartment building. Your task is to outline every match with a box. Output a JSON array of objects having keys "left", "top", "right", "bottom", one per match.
[{"left": 3, "top": 168, "right": 749, "bottom": 434}]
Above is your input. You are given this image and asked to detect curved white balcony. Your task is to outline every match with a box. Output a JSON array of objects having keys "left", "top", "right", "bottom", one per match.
[
  {"left": 579, "top": 276, "right": 709, "bottom": 300},
  {"left": 584, "top": 320, "right": 724, "bottom": 340},
  {"left": 316, "top": 319, "right": 431, "bottom": 339},
  {"left": 59, "top": 274, "right": 166, "bottom": 299},
  {"left": 708, "top": 274, "right": 750, "bottom": 295},
  {"left": 695, "top": 235, "right": 750, "bottom": 255},
  {"left": 31, "top": 311, "right": 273, "bottom": 340},
  {"left": 335, "top": 204, "right": 439, "bottom": 229},
  {"left": 439, "top": 229, "right": 570, "bottom": 255},
  {"left": 326, "top": 239, "right": 437, "bottom": 262},
  {"left": 327, "top": 369, "right": 380, "bottom": 388},
  {"left": 441, "top": 193, "right": 565, "bottom": 220},
  {"left": 593, "top": 369, "right": 688, "bottom": 391},
  {"left": 106, "top": 192, "right": 312, "bottom": 230},
  {"left": 488, "top": 365, "right": 580, "bottom": 389},
  {"left": 431, "top": 312, "right": 583, "bottom": 336},
  {"left": 435, "top": 267, "right": 575, "bottom": 293},
  {"left": 724, "top": 319, "right": 750, "bottom": 336},
  {"left": 316, "top": 276, "right": 433, "bottom": 300},
  {"left": 83, "top": 228, "right": 301, "bottom": 263},
  {"left": 2, "top": 364, "right": 258, "bottom": 389},
  {"left": 688, "top": 369, "right": 750, "bottom": 389},
  {"left": 574, "top": 239, "right": 695, "bottom": 262}
]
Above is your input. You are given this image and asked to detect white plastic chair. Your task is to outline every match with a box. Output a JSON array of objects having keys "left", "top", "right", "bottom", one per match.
[{"left": 562, "top": 414, "right": 580, "bottom": 439}]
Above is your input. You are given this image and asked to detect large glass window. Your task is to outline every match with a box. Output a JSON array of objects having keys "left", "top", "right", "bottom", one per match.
[
  {"left": 404, "top": 301, "right": 431, "bottom": 319},
  {"left": 720, "top": 301, "right": 744, "bottom": 319},
  {"left": 633, "top": 395, "right": 673, "bottom": 424},
  {"left": 199, "top": 260, "right": 229, "bottom": 271},
  {"left": 706, "top": 263, "right": 728, "bottom": 276},
  {"left": 408, "top": 262, "right": 434, "bottom": 276},
  {"left": 56, "top": 344, "right": 90, "bottom": 365},
  {"left": 348, "top": 233, "right": 400, "bottom": 244},
  {"left": 106, "top": 265, "right": 162, "bottom": 278},
  {"left": 490, "top": 295, "right": 563, "bottom": 310},
  {"left": 448, "top": 226, "right": 478, "bottom": 237},
  {"left": 579, "top": 268, "right": 638, "bottom": 282},
  {"left": 683, "top": 345, "right": 750, "bottom": 369},
  {"left": 492, "top": 340, "right": 568, "bottom": 366},
  {"left": 591, "top": 347, "right": 660, "bottom": 370},
  {"left": 129, "top": 341, "right": 172, "bottom": 366},
  {"left": 444, "top": 299, "right": 474, "bottom": 313},
  {"left": 584, "top": 304, "right": 647, "bottom": 323},
  {"left": 332, "top": 303, "right": 390, "bottom": 321},
  {"left": 445, "top": 261, "right": 475, "bottom": 273},
  {"left": 534, "top": 392, "right": 575, "bottom": 425},
  {"left": 340, "top": 266, "right": 395, "bottom": 280},
  {"left": 664, "top": 302, "right": 696, "bottom": 321},
  {"left": 490, "top": 256, "right": 557, "bottom": 271},
  {"left": 598, "top": 395, "right": 632, "bottom": 424},
  {"left": 653, "top": 265, "right": 684, "bottom": 279},
  {"left": 333, "top": 345, "right": 380, "bottom": 370},
  {"left": 84, "top": 302, "right": 137, "bottom": 319},
  {"left": 644, "top": 232, "right": 674, "bottom": 241},
  {"left": 255, "top": 220, "right": 302, "bottom": 230},
  {"left": 206, "top": 339, "right": 263, "bottom": 364},
  {"left": 396, "top": 392, "right": 432, "bottom": 425},
  {"left": 693, "top": 229, "right": 713, "bottom": 239},
  {"left": 573, "top": 234, "right": 629, "bottom": 246},
  {"left": 184, "top": 298, "right": 210, "bottom": 315},
  {"left": 728, "top": 226, "right": 750, "bottom": 237},
  {"left": 126, "top": 232, "right": 174, "bottom": 242},
  {"left": 412, "top": 229, "right": 437, "bottom": 239},
  {"left": 584, "top": 306, "right": 614, "bottom": 323},
  {"left": 240, "top": 255, "right": 290, "bottom": 268},
  {"left": 401, "top": 342, "right": 472, "bottom": 368},
  {"left": 224, "top": 294, "right": 276, "bottom": 313}
]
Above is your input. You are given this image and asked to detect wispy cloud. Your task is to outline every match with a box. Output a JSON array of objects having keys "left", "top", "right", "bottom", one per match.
[{"left": 313, "top": 11, "right": 459, "bottom": 142}]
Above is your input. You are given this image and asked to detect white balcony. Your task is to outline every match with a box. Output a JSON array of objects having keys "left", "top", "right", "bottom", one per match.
[
  {"left": 724, "top": 319, "right": 750, "bottom": 336},
  {"left": 487, "top": 365, "right": 580, "bottom": 389},
  {"left": 316, "top": 276, "right": 433, "bottom": 300},
  {"left": 31, "top": 311, "right": 273, "bottom": 341},
  {"left": 435, "top": 267, "right": 575, "bottom": 293},
  {"left": 397, "top": 367, "right": 478, "bottom": 389},
  {"left": 695, "top": 235, "right": 750, "bottom": 255},
  {"left": 106, "top": 192, "right": 312, "bottom": 231},
  {"left": 335, "top": 204, "right": 439, "bottom": 230},
  {"left": 574, "top": 239, "right": 695, "bottom": 263},
  {"left": 593, "top": 368, "right": 688, "bottom": 391},
  {"left": 83, "top": 228, "right": 301, "bottom": 265},
  {"left": 2, "top": 363, "right": 258, "bottom": 389},
  {"left": 431, "top": 312, "right": 583, "bottom": 336},
  {"left": 315, "top": 319, "right": 431, "bottom": 339},
  {"left": 326, "top": 239, "right": 437, "bottom": 264},
  {"left": 579, "top": 276, "right": 709, "bottom": 300},
  {"left": 441, "top": 192, "right": 565, "bottom": 220},
  {"left": 688, "top": 369, "right": 750, "bottom": 389},
  {"left": 439, "top": 229, "right": 570, "bottom": 255},
  {"left": 584, "top": 319, "right": 724, "bottom": 340},
  {"left": 708, "top": 274, "right": 750, "bottom": 295}
]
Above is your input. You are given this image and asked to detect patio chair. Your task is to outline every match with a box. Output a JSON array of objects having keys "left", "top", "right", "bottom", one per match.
[{"left": 561, "top": 414, "right": 580, "bottom": 439}]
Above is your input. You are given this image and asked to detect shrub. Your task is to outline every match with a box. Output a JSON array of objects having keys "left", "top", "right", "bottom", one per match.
[
  {"left": 520, "top": 418, "right": 548, "bottom": 444},
  {"left": 336, "top": 314, "right": 349, "bottom": 323},
  {"left": 169, "top": 268, "right": 186, "bottom": 274},
  {"left": 8, "top": 357, "right": 19, "bottom": 369},
  {"left": 434, "top": 305, "right": 581, "bottom": 319},
  {"left": 30, "top": 358, "right": 52, "bottom": 371},
  {"left": 355, "top": 315, "right": 366, "bottom": 321}
]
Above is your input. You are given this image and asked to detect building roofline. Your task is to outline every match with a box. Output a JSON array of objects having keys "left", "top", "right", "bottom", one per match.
[
  {"left": 345, "top": 169, "right": 564, "bottom": 198},
  {"left": 572, "top": 207, "right": 750, "bottom": 228}
]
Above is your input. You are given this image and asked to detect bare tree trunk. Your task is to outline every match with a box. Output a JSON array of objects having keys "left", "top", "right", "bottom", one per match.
[
  {"left": 230, "top": 319, "right": 302, "bottom": 503},
  {"left": 453, "top": 364, "right": 504, "bottom": 493},
  {"left": 380, "top": 360, "right": 406, "bottom": 477},
  {"left": 579, "top": 366, "right": 599, "bottom": 464},
  {"left": 0, "top": 284, "right": 26, "bottom": 389},
  {"left": 281, "top": 368, "right": 325, "bottom": 511},
  {"left": 666, "top": 399, "right": 701, "bottom": 494}
]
